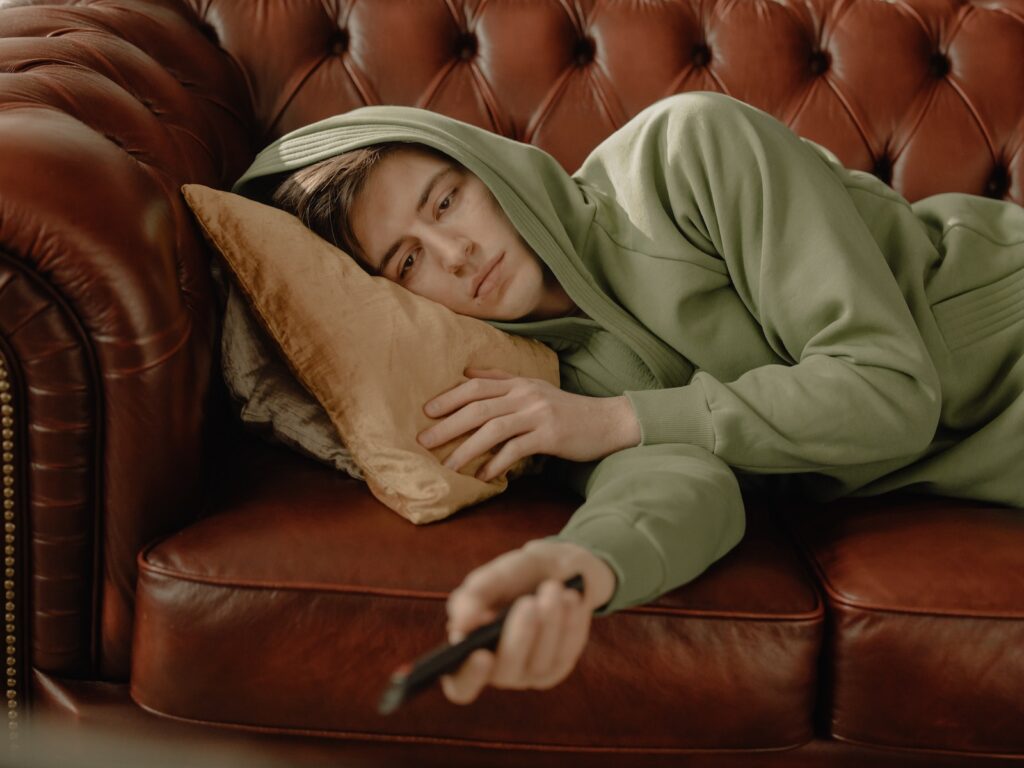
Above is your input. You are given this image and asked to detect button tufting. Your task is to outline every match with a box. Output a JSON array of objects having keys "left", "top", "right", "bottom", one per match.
[
  {"left": 573, "top": 36, "right": 595, "bottom": 66},
  {"left": 197, "top": 22, "right": 218, "bottom": 45},
  {"left": 984, "top": 165, "right": 1009, "bottom": 198},
  {"left": 873, "top": 154, "right": 893, "bottom": 185},
  {"left": 456, "top": 31, "right": 477, "bottom": 60},
  {"left": 808, "top": 49, "right": 830, "bottom": 75},
  {"left": 928, "top": 51, "right": 949, "bottom": 77},
  {"left": 691, "top": 43, "right": 711, "bottom": 67},
  {"left": 331, "top": 29, "right": 349, "bottom": 56}
]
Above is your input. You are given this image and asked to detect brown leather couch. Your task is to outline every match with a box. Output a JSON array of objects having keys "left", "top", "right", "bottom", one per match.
[{"left": 1, "top": 1, "right": 1022, "bottom": 765}]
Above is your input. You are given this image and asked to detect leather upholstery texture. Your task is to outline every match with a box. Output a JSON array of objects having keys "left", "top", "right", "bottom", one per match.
[
  {"left": 1, "top": 0, "right": 1022, "bottom": 763},
  {"left": 785, "top": 495, "right": 1024, "bottom": 754},
  {"left": 0, "top": 0, "right": 255, "bottom": 679},
  {"left": 132, "top": 435, "right": 823, "bottom": 751},
  {"left": 187, "top": 0, "right": 1024, "bottom": 203}
]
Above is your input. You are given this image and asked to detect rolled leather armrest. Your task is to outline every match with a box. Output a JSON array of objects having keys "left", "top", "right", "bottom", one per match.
[{"left": 0, "top": 0, "right": 255, "bottom": 683}]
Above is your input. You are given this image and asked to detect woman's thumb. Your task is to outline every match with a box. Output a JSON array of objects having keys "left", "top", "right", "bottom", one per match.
[{"left": 446, "top": 593, "right": 498, "bottom": 645}]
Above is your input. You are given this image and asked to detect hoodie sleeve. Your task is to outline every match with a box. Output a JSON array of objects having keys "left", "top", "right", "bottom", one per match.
[
  {"left": 621, "top": 92, "right": 941, "bottom": 472},
  {"left": 541, "top": 444, "right": 746, "bottom": 616}
]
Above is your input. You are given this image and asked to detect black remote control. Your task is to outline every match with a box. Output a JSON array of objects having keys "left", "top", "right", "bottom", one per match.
[{"left": 377, "top": 574, "right": 585, "bottom": 714}]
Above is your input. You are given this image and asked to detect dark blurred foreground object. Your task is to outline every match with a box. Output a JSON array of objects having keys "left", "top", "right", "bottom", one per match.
[
  {"left": 1, "top": 715, "right": 288, "bottom": 768},
  {"left": 1, "top": 0, "right": 1023, "bottom": 766}
]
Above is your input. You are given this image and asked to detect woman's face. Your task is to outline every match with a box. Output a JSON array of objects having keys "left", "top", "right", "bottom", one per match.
[{"left": 349, "top": 147, "right": 577, "bottom": 321}]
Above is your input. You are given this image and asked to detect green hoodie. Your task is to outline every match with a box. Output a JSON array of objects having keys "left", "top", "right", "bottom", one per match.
[{"left": 233, "top": 91, "right": 1024, "bottom": 615}]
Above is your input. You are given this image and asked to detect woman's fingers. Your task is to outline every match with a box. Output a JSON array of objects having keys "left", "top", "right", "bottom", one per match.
[
  {"left": 541, "top": 590, "right": 591, "bottom": 688},
  {"left": 523, "top": 580, "right": 567, "bottom": 681},
  {"left": 442, "top": 415, "right": 527, "bottom": 474},
  {"left": 418, "top": 372, "right": 536, "bottom": 475},
  {"left": 442, "top": 582, "right": 583, "bottom": 705},
  {"left": 446, "top": 547, "right": 566, "bottom": 640},
  {"left": 419, "top": 392, "right": 530, "bottom": 475},
  {"left": 419, "top": 389, "right": 503, "bottom": 449},
  {"left": 441, "top": 544, "right": 603, "bottom": 705},
  {"left": 421, "top": 376, "right": 506, "bottom": 424},
  {"left": 441, "top": 649, "right": 494, "bottom": 705},
  {"left": 490, "top": 594, "right": 541, "bottom": 688},
  {"left": 475, "top": 434, "right": 534, "bottom": 481},
  {"left": 440, "top": 594, "right": 539, "bottom": 705}
]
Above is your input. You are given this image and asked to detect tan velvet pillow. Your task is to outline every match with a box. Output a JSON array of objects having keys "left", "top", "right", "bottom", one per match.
[
  {"left": 182, "top": 184, "right": 559, "bottom": 524},
  {"left": 216, "top": 269, "right": 369, "bottom": 481}
]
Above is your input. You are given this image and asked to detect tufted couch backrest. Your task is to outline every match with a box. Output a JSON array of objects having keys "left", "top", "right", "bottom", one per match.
[
  {"left": 193, "top": 0, "right": 1023, "bottom": 202},
  {"left": 0, "top": 0, "right": 1021, "bottom": 683}
]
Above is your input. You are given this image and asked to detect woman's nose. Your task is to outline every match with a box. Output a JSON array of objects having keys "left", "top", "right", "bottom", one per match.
[{"left": 431, "top": 232, "right": 473, "bottom": 270}]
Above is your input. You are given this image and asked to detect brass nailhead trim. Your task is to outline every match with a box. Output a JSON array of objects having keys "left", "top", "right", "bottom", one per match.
[{"left": 0, "top": 359, "right": 16, "bottom": 740}]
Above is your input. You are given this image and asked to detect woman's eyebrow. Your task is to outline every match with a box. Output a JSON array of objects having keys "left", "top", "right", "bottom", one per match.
[{"left": 374, "top": 166, "right": 453, "bottom": 276}]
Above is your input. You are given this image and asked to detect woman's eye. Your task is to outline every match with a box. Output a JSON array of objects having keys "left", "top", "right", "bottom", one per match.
[
  {"left": 399, "top": 250, "right": 417, "bottom": 279},
  {"left": 438, "top": 189, "right": 456, "bottom": 214}
]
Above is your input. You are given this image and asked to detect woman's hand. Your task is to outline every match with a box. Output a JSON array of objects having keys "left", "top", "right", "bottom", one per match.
[
  {"left": 442, "top": 539, "right": 616, "bottom": 705},
  {"left": 417, "top": 368, "right": 641, "bottom": 481}
]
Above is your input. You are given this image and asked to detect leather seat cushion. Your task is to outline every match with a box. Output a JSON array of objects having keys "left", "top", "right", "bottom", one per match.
[
  {"left": 131, "top": 435, "right": 823, "bottom": 753},
  {"left": 785, "top": 495, "right": 1024, "bottom": 756}
]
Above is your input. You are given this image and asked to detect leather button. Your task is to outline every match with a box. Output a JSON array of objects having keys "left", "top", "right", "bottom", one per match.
[
  {"left": 197, "top": 22, "right": 218, "bottom": 45},
  {"left": 984, "top": 166, "right": 1009, "bottom": 198},
  {"left": 331, "top": 29, "right": 349, "bottom": 55},
  {"left": 809, "top": 49, "right": 830, "bottom": 75},
  {"left": 928, "top": 51, "right": 949, "bottom": 77},
  {"left": 573, "top": 36, "right": 595, "bottom": 66},
  {"left": 456, "top": 31, "right": 477, "bottom": 60},
  {"left": 691, "top": 43, "right": 711, "bottom": 67},
  {"left": 873, "top": 154, "right": 892, "bottom": 185}
]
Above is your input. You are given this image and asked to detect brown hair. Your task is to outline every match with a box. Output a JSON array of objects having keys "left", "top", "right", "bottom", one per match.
[{"left": 270, "top": 142, "right": 458, "bottom": 274}]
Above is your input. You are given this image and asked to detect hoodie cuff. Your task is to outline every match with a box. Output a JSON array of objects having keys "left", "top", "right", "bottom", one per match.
[
  {"left": 541, "top": 514, "right": 666, "bottom": 616},
  {"left": 623, "top": 384, "right": 716, "bottom": 452}
]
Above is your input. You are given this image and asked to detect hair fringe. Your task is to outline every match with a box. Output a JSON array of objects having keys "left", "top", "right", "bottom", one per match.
[{"left": 269, "top": 142, "right": 462, "bottom": 276}]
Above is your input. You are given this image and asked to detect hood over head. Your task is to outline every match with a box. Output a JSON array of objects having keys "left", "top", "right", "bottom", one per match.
[
  {"left": 231, "top": 106, "right": 601, "bottom": 320},
  {"left": 231, "top": 104, "right": 693, "bottom": 389}
]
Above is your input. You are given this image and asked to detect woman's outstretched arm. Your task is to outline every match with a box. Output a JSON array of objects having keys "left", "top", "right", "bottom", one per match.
[{"left": 441, "top": 442, "right": 746, "bottom": 704}]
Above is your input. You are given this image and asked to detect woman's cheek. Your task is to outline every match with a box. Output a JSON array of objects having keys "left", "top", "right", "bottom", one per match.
[{"left": 462, "top": 192, "right": 491, "bottom": 222}]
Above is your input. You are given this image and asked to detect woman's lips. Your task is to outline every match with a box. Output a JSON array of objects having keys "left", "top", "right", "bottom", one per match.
[{"left": 475, "top": 253, "right": 504, "bottom": 299}]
